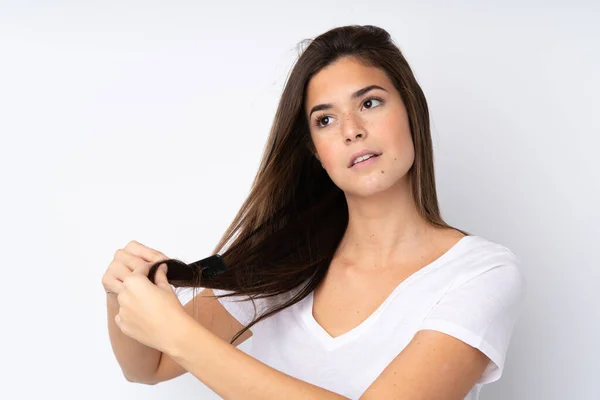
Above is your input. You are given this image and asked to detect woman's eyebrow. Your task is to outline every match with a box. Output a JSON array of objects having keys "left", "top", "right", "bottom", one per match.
[{"left": 308, "top": 84, "right": 388, "bottom": 118}]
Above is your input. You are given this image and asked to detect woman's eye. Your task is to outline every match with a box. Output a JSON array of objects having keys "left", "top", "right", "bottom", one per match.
[
  {"left": 313, "top": 96, "right": 384, "bottom": 129},
  {"left": 362, "top": 97, "right": 383, "bottom": 110},
  {"left": 314, "top": 115, "right": 331, "bottom": 128}
]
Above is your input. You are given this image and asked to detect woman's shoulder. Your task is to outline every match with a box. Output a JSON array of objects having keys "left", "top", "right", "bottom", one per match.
[
  {"left": 447, "top": 233, "right": 524, "bottom": 291},
  {"left": 461, "top": 234, "right": 519, "bottom": 262},
  {"left": 436, "top": 228, "right": 516, "bottom": 258}
]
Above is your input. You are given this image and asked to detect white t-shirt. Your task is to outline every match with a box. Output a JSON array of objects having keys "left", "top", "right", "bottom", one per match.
[{"left": 208, "top": 235, "right": 527, "bottom": 399}]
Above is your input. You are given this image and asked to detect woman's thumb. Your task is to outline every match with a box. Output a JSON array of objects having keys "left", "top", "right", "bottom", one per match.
[{"left": 154, "top": 263, "right": 170, "bottom": 288}]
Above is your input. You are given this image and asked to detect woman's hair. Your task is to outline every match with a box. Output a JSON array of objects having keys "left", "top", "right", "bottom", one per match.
[{"left": 149, "top": 24, "right": 470, "bottom": 344}]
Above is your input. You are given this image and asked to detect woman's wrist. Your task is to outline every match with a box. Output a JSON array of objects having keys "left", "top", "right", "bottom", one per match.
[{"left": 106, "top": 290, "right": 118, "bottom": 302}]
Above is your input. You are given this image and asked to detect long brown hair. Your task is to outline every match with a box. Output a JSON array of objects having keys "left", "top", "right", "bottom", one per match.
[{"left": 149, "top": 24, "right": 470, "bottom": 345}]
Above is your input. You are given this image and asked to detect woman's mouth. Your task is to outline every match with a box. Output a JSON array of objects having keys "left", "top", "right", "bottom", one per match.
[{"left": 350, "top": 154, "right": 380, "bottom": 169}]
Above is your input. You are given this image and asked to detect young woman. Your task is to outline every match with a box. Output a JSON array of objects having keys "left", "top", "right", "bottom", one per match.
[{"left": 104, "top": 24, "right": 526, "bottom": 399}]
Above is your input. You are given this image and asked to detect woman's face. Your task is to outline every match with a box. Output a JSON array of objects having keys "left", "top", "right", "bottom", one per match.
[{"left": 304, "top": 57, "right": 415, "bottom": 197}]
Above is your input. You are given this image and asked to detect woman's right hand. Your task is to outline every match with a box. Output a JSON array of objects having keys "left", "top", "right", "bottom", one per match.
[{"left": 102, "top": 240, "right": 169, "bottom": 296}]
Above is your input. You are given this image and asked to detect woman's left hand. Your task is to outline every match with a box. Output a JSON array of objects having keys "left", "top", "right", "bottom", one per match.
[{"left": 114, "top": 263, "right": 191, "bottom": 354}]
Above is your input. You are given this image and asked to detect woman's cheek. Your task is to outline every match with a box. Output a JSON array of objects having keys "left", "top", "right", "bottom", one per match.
[{"left": 318, "top": 146, "right": 336, "bottom": 170}]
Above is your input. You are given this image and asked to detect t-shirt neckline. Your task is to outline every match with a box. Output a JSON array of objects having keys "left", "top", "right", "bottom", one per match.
[{"left": 299, "top": 234, "right": 477, "bottom": 351}]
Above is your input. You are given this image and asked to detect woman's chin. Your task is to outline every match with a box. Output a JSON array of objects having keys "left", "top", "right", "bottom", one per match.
[{"left": 342, "top": 179, "right": 395, "bottom": 198}]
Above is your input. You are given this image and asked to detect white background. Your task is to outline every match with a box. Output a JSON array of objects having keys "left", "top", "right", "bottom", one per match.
[{"left": 1, "top": 1, "right": 598, "bottom": 399}]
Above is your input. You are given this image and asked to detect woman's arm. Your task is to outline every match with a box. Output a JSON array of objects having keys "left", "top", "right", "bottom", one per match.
[
  {"left": 165, "top": 316, "right": 348, "bottom": 399},
  {"left": 106, "top": 293, "right": 161, "bottom": 382}
]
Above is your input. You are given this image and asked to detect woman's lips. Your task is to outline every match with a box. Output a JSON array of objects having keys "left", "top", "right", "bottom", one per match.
[{"left": 350, "top": 154, "right": 380, "bottom": 168}]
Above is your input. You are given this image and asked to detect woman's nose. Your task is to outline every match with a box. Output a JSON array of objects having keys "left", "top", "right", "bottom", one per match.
[{"left": 341, "top": 113, "right": 367, "bottom": 142}]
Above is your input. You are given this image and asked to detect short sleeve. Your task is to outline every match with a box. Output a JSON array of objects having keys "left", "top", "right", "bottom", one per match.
[
  {"left": 173, "top": 286, "right": 199, "bottom": 305},
  {"left": 212, "top": 288, "right": 261, "bottom": 327},
  {"left": 170, "top": 286, "right": 259, "bottom": 327},
  {"left": 418, "top": 257, "right": 527, "bottom": 385},
  {"left": 212, "top": 282, "right": 308, "bottom": 327}
]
